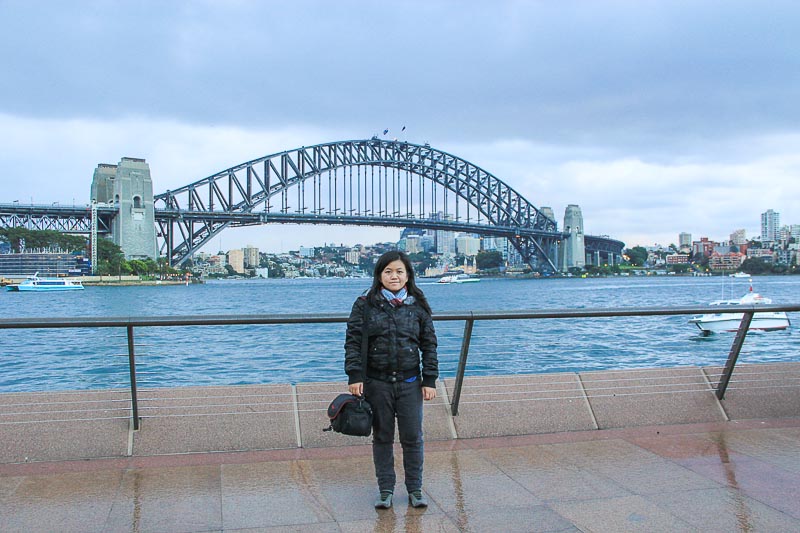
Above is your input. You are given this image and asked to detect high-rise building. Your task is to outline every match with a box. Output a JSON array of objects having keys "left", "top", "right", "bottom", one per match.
[
  {"left": 243, "top": 245, "right": 259, "bottom": 268},
  {"left": 227, "top": 249, "right": 244, "bottom": 273},
  {"left": 436, "top": 230, "right": 456, "bottom": 255},
  {"left": 679, "top": 232, "right": 692, "bottom": 250},
  {"left": 730, "top": 229, "right": 747, "bottom": 246},
  {"left": 761, "top": 209, "right": 780, "bottom": 243},
  {"left": 405, "top": 235, "right": 422, "bottom": 253},
  {"left": 455, "top": 234, "right": 480, "bottom": 256}
]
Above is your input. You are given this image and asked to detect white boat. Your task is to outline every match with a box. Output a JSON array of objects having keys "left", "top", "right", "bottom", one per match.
[
  {"left": 437, "top": 274, "right": 480, "bottom": 284},
  {"left": 6, "top": 273, "right": 84, "bottom": 292},
  {"left": 689, "top": 285, "right": 789, "bottom": 334},
  {"left": 729, "top": 272, "right": 751, "bottom": 278}
]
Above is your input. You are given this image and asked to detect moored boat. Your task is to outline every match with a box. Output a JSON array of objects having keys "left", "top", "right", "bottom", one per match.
[
  {"left": 6, "top": 273, "right": 84, "bottom": 292},
  {"left": 688, "top": 284, "right": 789, "bottom": 334}
]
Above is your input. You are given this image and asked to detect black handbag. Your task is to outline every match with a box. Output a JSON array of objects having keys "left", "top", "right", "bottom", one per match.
[
  {"left": 324, "top": 301, "right": 373, "bottom": 436},
  {"left": 324, "top": 393, "right": 373, "bottom": 436}
]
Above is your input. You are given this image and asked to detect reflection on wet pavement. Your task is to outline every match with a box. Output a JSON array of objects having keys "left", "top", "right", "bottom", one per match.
[{"left": 1, "top": 419, "right": 799, "bottom": 532}]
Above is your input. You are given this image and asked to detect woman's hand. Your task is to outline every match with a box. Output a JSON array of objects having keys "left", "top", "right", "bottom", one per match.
[
  {"left": 349, "top": 382, "right": 363, "bottom": 396},
  {"left": 422, "top": 386, "right": 436, "bottom": 401}
]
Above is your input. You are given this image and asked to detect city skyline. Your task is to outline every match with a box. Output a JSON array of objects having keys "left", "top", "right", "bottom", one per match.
[
  {"left": 2, "top": 1, "right": 799, "bottom": 252},
  {"left": 202, "top": 207, "right": 794, "bottom": 256}
]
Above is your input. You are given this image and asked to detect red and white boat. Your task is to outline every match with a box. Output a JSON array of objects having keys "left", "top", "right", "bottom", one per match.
[{"left": 689, "top": 284, "right": 789, "bottom": 334}]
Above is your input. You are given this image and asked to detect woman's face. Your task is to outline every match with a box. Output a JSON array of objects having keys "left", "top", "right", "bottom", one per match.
[{"left": 381, "top": 259, "right": 408, "bottom": 293}]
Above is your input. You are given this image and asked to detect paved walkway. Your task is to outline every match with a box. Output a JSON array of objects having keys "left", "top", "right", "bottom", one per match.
[{"left": 1, "top": 418, "right": 798, "bottom": 532}]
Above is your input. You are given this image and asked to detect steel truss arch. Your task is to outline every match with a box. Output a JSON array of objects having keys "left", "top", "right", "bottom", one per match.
[{"left": 154, "top": 140, "right": 562, "bottom": 268}]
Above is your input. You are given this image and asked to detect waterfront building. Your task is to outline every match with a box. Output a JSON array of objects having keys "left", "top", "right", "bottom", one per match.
[
  {"left": 708, "top": 251, "right": 745, "bottom": 271},
  {"left": 692, "top": 237, "right": 717, "bottom": 258},
  {"left": 761, "top": 209, "right": 780, "bottom": 243},
  {"left": 344, "top": 250, "right": 360, "bottom": 265},
  {"left": 776, "top": 248, "right": 794, "bottom": 265},
  {"left": 666, "top": 253, "right": 690, "bottom": 265},
  {"left": 0, "top": 251, "right": 90, "bottom": 277},
  {"left": 299, "top": 246, "right": 315, "bottom": 258},
  {"left": 747, "top": 248, "right": 775, "bottom": 263},
  {"left": 90, "top": 158, "right": 157, "bottom": 260},
  {"left": 227, "top": 249, "right": 245, "bottom": 273}
]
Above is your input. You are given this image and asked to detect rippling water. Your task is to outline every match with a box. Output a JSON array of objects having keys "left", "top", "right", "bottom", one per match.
[{"left": 1, "top": 275, "right": 798, "bottom": 392}]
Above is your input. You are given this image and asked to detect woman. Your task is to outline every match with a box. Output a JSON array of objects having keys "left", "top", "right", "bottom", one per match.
[{"left": 344, "top": 250, "right": 438, "bottom": 509}]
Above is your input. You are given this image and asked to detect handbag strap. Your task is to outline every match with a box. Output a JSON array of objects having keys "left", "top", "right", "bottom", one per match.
[{"left": 361, "top": 300, "right": 370, "bottom": 384}]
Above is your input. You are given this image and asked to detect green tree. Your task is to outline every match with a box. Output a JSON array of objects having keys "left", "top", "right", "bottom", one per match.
[
  {"left": 476, "top": 250, "right": 503, "bottom": 270},
  {"left": 668, "top": 263, "right": 691, "bottom": 274},
  {"left": 407, "top": 252, "right": 435, "bottom": 273},
  {"left": 0, "top": 228, "right": 86, "bottom": 253},
  {"left": 624, "top": 246, "right": 648, "bottom": 266},
  {"left": 740, "top": 257, "right": 771, "bottom": 275}
]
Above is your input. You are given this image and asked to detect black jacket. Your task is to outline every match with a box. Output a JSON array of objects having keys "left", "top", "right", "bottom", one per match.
[{"left": 344, "top": 294, "right": 438, "bottom": 388}]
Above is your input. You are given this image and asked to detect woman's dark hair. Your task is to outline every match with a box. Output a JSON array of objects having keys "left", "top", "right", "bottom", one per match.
[{"left": 367, "top": 250, "right": 432, "bottom": 314}]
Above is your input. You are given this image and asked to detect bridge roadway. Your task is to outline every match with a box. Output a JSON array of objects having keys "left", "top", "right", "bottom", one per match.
[
  {"left": 1, "top": 363, "right": 799, "bottom": 532},
  {"left": 0, "top": 203, "right": 623, "bottom": 268}
]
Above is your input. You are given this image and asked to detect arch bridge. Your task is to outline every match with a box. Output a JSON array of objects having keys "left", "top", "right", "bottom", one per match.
[
  {"left": 0, "top": 140, "right": 624, "bottom": 271},
  {"left": 155, "top": 139, "right": 621, "bottom": 270}
]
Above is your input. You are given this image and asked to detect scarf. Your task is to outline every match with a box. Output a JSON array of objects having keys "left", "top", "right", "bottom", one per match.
[{"left": 381, "top": 286, "right": 408, "bottom": 307}]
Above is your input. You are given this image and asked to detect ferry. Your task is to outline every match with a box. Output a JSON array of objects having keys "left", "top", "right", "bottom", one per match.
[
  {"left": 437, "top": 274, "right": 480, "bottom": 284},
  {"left": 688, "top": 284, "right": 789, "bottom": 334},
  {"left": 6, "top": 273, "right": 85, "bottom": 292}
]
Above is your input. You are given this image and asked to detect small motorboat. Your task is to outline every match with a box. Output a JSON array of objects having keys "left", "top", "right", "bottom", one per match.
[
  {"left": 437, "top": 274, "right": 480, "bottom": 284},
  {"left": 689, "top": 284, "right": 789, "bottom": 334},
  {"left": 6, "top": 273, "right": 85, "bottom": 292},
  {"left": 729, "top": 272, "right": 751, "bottom": 278}
]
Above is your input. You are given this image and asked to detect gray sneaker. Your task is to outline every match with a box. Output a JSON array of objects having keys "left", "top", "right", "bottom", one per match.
[
  {"left": 408, "top": 490, "right": 428, "bottom": 508},
  {"left": 374, "top": 491, "right": 393, "bottom": 509}
]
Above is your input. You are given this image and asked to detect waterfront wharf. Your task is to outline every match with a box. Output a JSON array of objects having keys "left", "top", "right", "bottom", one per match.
[
  {"left": 2, "top": 303, "right": 799, "bottom": 531},
  {"left": 2, "top": 364, "right": 799, "bottom": 532}
]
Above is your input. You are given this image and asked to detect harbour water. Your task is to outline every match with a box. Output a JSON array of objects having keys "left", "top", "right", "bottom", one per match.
[{"left": 1, "top": 275, "right": 798, "bottom": 392}]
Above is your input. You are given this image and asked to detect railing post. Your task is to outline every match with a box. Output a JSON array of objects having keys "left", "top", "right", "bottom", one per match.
[
  {"left": 716, "top": 311, "right": 753, "bottom": 400},
  {"left": 450, "top": 314, "right": 474, "bottom": 416},
  {"left": 126, "top": 324, "right": 140, "bottom": 430}
]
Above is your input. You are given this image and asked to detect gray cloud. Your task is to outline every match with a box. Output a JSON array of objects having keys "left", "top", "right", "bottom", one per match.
[{"left": 1, "top": 0, "right": 799, "bottom": 251}]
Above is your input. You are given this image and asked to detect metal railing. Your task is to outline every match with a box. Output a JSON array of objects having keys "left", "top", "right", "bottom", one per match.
[{"left": 1, "top": 303, "right": 798, "bottom": 428}]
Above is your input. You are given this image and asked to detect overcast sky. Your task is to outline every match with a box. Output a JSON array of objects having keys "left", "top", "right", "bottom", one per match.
[{"left": 2, "top": 0, "right": 798, "bottom": 253}]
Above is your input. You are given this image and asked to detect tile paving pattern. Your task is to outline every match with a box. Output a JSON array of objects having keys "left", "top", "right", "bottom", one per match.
[{"left": 1, "top": 418, "right": 798, "bottom": 532}]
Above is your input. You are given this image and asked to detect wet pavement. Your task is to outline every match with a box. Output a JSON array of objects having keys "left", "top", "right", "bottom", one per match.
[{"left": 1, "top": 418, "right": 799, "bottom": 532}]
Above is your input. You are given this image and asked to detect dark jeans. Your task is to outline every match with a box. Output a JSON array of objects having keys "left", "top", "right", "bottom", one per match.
[{"left": 364, "top": 378, "right": 424, "bottom": 493}]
